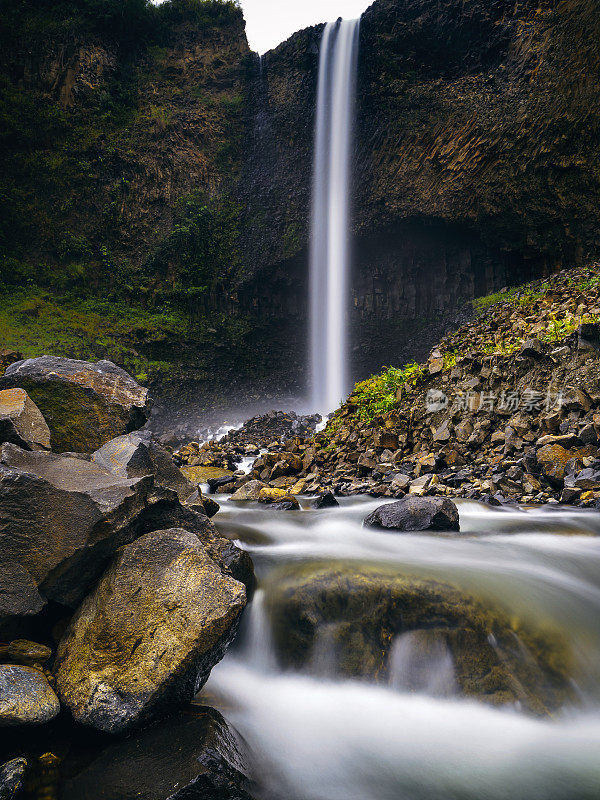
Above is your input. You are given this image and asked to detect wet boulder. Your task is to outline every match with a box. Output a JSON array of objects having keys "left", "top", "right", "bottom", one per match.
[
  {"left": 0, "top": 389, "right": 50, "bottom": 451},
  {"left": 0, "top": 357, "right": 149, "bottom": 452},
  {"left": 265, "top": 562, "right": 571, "bottom": 715},
  {"left": 0, "top": 665, "right": 60, "bottom": 726},
  {"left": 364, "top": 496, "right": 460, "bottom": 532},
  {"left": 0, "top": 640, "right": 52, "bottom": 669},
  {"left": 0, "top": 758, "right": 27, "bottom": 799},
  {"left": 55, "top": 529, "right": 246, "bottom": 735},
  {"left": 61, "top": 706, "right": 253, "bottom": 800},
  {"left": 0, "top": 444, "right": 217, "bottom": 616}
]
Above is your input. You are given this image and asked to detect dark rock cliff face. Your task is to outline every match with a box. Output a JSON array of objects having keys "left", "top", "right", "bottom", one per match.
[
  {"left": 242, "top": 0, "right": 600, "bottom": 376},
  {"left": 1, "top": 0, "right": 600, "bottom": 405}
]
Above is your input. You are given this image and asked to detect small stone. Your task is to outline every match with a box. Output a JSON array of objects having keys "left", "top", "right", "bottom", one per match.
[
  {"left": 5, "top": 640, "right": 52, "bottom": 668},
  {"left": 519, "top": 338, "right": 544, "bottom": 358}
]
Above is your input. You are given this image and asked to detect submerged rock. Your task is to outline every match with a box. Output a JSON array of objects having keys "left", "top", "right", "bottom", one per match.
[
  {"left": 0, "top": 389, "right": 50, "bottom": 451},
  {"left": 0, "top": 665, "right": 60, "bottom": 726},
  {"left": 0, "top": 357, "right": 149, "bottom": 452},
  {"left": 364, "top": 496, "right": 460, "bottom": 532},
  {"left": 61, "top": 706, "right": 254, "bottom": 800},
  {"left": 55, "top": 529, "right": 246, "bottom": 735},
  {"left": 265, "top": 562, "right": 571, "bottom": 715},
  {"left": 0, "top": 758, "right": 27, "bottom": 799}
]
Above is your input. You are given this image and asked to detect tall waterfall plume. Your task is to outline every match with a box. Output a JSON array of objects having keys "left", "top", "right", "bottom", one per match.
[{"left": 309, "top": 18, "right": 360, "bottom": 414}]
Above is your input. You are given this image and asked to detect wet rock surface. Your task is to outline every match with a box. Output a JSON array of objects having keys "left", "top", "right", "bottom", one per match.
[
  {"left": 55, "top": 529, "right": 246, "bottom": 735},
  {"left": 0, "top": 758, "right": 27, "bottom": 800},
  {"left": 266, "top": 562, "right": 572, "bottom": 715},
  {"left": 0, "top": 443, "right": 213, "bottom": 612},
  {"left": 0, "top": 357, "right": 149, "bottom": 452},
  {"left": 364, "top": 497, "right": 460, "bottom": 532},
  {"left": 0, "top": 665, "right": 60, "bottom": 726},
  {"left": 61, "top": 706, "right": 254, "bottom": 800}
]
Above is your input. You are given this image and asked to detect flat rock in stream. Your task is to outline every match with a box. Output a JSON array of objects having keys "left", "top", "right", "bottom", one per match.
[
  {"left": 55, "top": 529, "right": 246, "bottom": 734},
  {"left": 364, "top": 496, "right": 460, "bottom": 532},
  {"left": 61, "top": 706, "right": 254, "bottom": 800}
]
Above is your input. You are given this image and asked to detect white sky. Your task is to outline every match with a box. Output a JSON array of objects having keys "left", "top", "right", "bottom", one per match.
[{"left": 240, "top": 1, "right": 372, "bottom": 54}]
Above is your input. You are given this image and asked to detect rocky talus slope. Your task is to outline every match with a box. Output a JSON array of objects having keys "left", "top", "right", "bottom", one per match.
[{"left": 202, "top": 266, "right": 600, "bottom": 507}]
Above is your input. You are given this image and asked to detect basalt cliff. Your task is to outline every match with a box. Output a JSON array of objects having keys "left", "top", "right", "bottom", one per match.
[{"left": 1, "top": 0, "right": 599, "bottom": 413}]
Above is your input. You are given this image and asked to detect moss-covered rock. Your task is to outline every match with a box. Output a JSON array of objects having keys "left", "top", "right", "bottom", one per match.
[
  {"left": 55, "top": 529, "right": 246, "bottom": 735},
  {"left": 265, "top": 562, "right": 572, "bottom": 715},
  {"left": 0, "top": 357, "right": 149, "bottom": 452}
]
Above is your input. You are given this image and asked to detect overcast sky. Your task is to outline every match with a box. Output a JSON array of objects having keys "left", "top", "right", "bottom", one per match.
[{"left": 240, "top": 1, "right": 372, "bottom": 54}]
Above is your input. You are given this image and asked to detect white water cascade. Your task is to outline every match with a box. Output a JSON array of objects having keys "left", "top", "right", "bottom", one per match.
[{"left": 310, "top": 18, "right": 360, "bottom": 414}]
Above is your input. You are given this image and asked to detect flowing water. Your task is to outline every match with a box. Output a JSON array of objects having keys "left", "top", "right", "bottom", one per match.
[
  {"left": 309, "top": 19, "right": 361, "bottom": 414},
  {"left": 204, "top": 497, "right": 600, "bottom": 800}
]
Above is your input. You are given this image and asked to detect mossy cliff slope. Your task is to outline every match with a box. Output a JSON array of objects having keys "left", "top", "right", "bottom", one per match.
[{"left": 2, "top": 0, "right": 600, "bottom": 396}]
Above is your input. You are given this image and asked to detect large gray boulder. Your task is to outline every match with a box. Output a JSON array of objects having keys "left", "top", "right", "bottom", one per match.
[
  {"left": 0, "top": 356, "right": 149, "bottom": 452},
  {"left": 0, "top": 563, "right": 45, "bottom": 638},
  {"left": 364, "top": 496, "right": 460, "bottom": 532},
  {"left": 61, "top": 706, "right": 254, "bottom": 800},
  {"left": 0, "top": 444, "right": 219, "bottom": 624},
  {"left": 55, "top": 529, "right": 246, "bottom": 735},
  {"left": 0, "top": 665, "right": 60, "bottom": 726},
  {"left": 0, "top": 389, "right": 50, "bottom": 451}
]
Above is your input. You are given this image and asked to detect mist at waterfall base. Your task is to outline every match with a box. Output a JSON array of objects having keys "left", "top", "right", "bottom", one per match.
[
  {"left": 309, "top": 19, "right": 360, "bottom": 416},
  {"left": 203, "top": 497, "right": 600, "bottom": 800}
]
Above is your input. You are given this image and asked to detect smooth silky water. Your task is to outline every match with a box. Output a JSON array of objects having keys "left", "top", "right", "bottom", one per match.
[{"left": 202, "top": 497, "right": 600, "bottom": 799}]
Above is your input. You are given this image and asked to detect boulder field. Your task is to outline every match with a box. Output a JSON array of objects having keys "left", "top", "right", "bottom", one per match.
[{"left": 0, "top": 357, "right": 254, "bottom": 799}]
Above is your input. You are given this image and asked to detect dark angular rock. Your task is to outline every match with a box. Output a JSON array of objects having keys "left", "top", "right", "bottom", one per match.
[
  {"left": 61, "top": 706, "right": 254, "bottom": 800},
  {"left": 311, "top": 492, "right": 340, "bottom": 509},
  {"left": 364, "top": 496, "right": 460, "bottom": 532},
  {"left": 0, "top": 444, "right": 217, "bottom": 613},
  {"left": 55, "top": 529, "right": 246, "bottom": 735},
  {"left": 519, "top": 338, "right": 545, "bottom": 358},
  {"left": 92, "top": 431, "right": 194, "bottom": 501},
  {"left": 0, "top": 757, "right": 27, "bottom": 800},
  {"left": 0, "top": 562, "right": 45, "bottom": 636},
  {"left": 0, "top": 357, "right": 150, "bottom": 452}
]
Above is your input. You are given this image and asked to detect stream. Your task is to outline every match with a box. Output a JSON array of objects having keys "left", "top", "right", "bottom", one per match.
[{"left": 203, "top": 497, "right": 600, "bottom": 800}]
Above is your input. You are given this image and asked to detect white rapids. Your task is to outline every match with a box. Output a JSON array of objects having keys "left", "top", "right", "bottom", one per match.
[{"left": 202, "top": 496, "right": 600, "bottom": 800}]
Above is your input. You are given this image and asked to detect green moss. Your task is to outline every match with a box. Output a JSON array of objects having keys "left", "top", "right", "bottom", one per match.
[{"left": 350, "top": 363, "right": 426, "bottom": 422}]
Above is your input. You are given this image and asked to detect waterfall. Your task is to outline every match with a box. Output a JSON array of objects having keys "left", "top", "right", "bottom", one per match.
[{"left": 310, "top": 18, "right": 360, "bottom": 414}]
